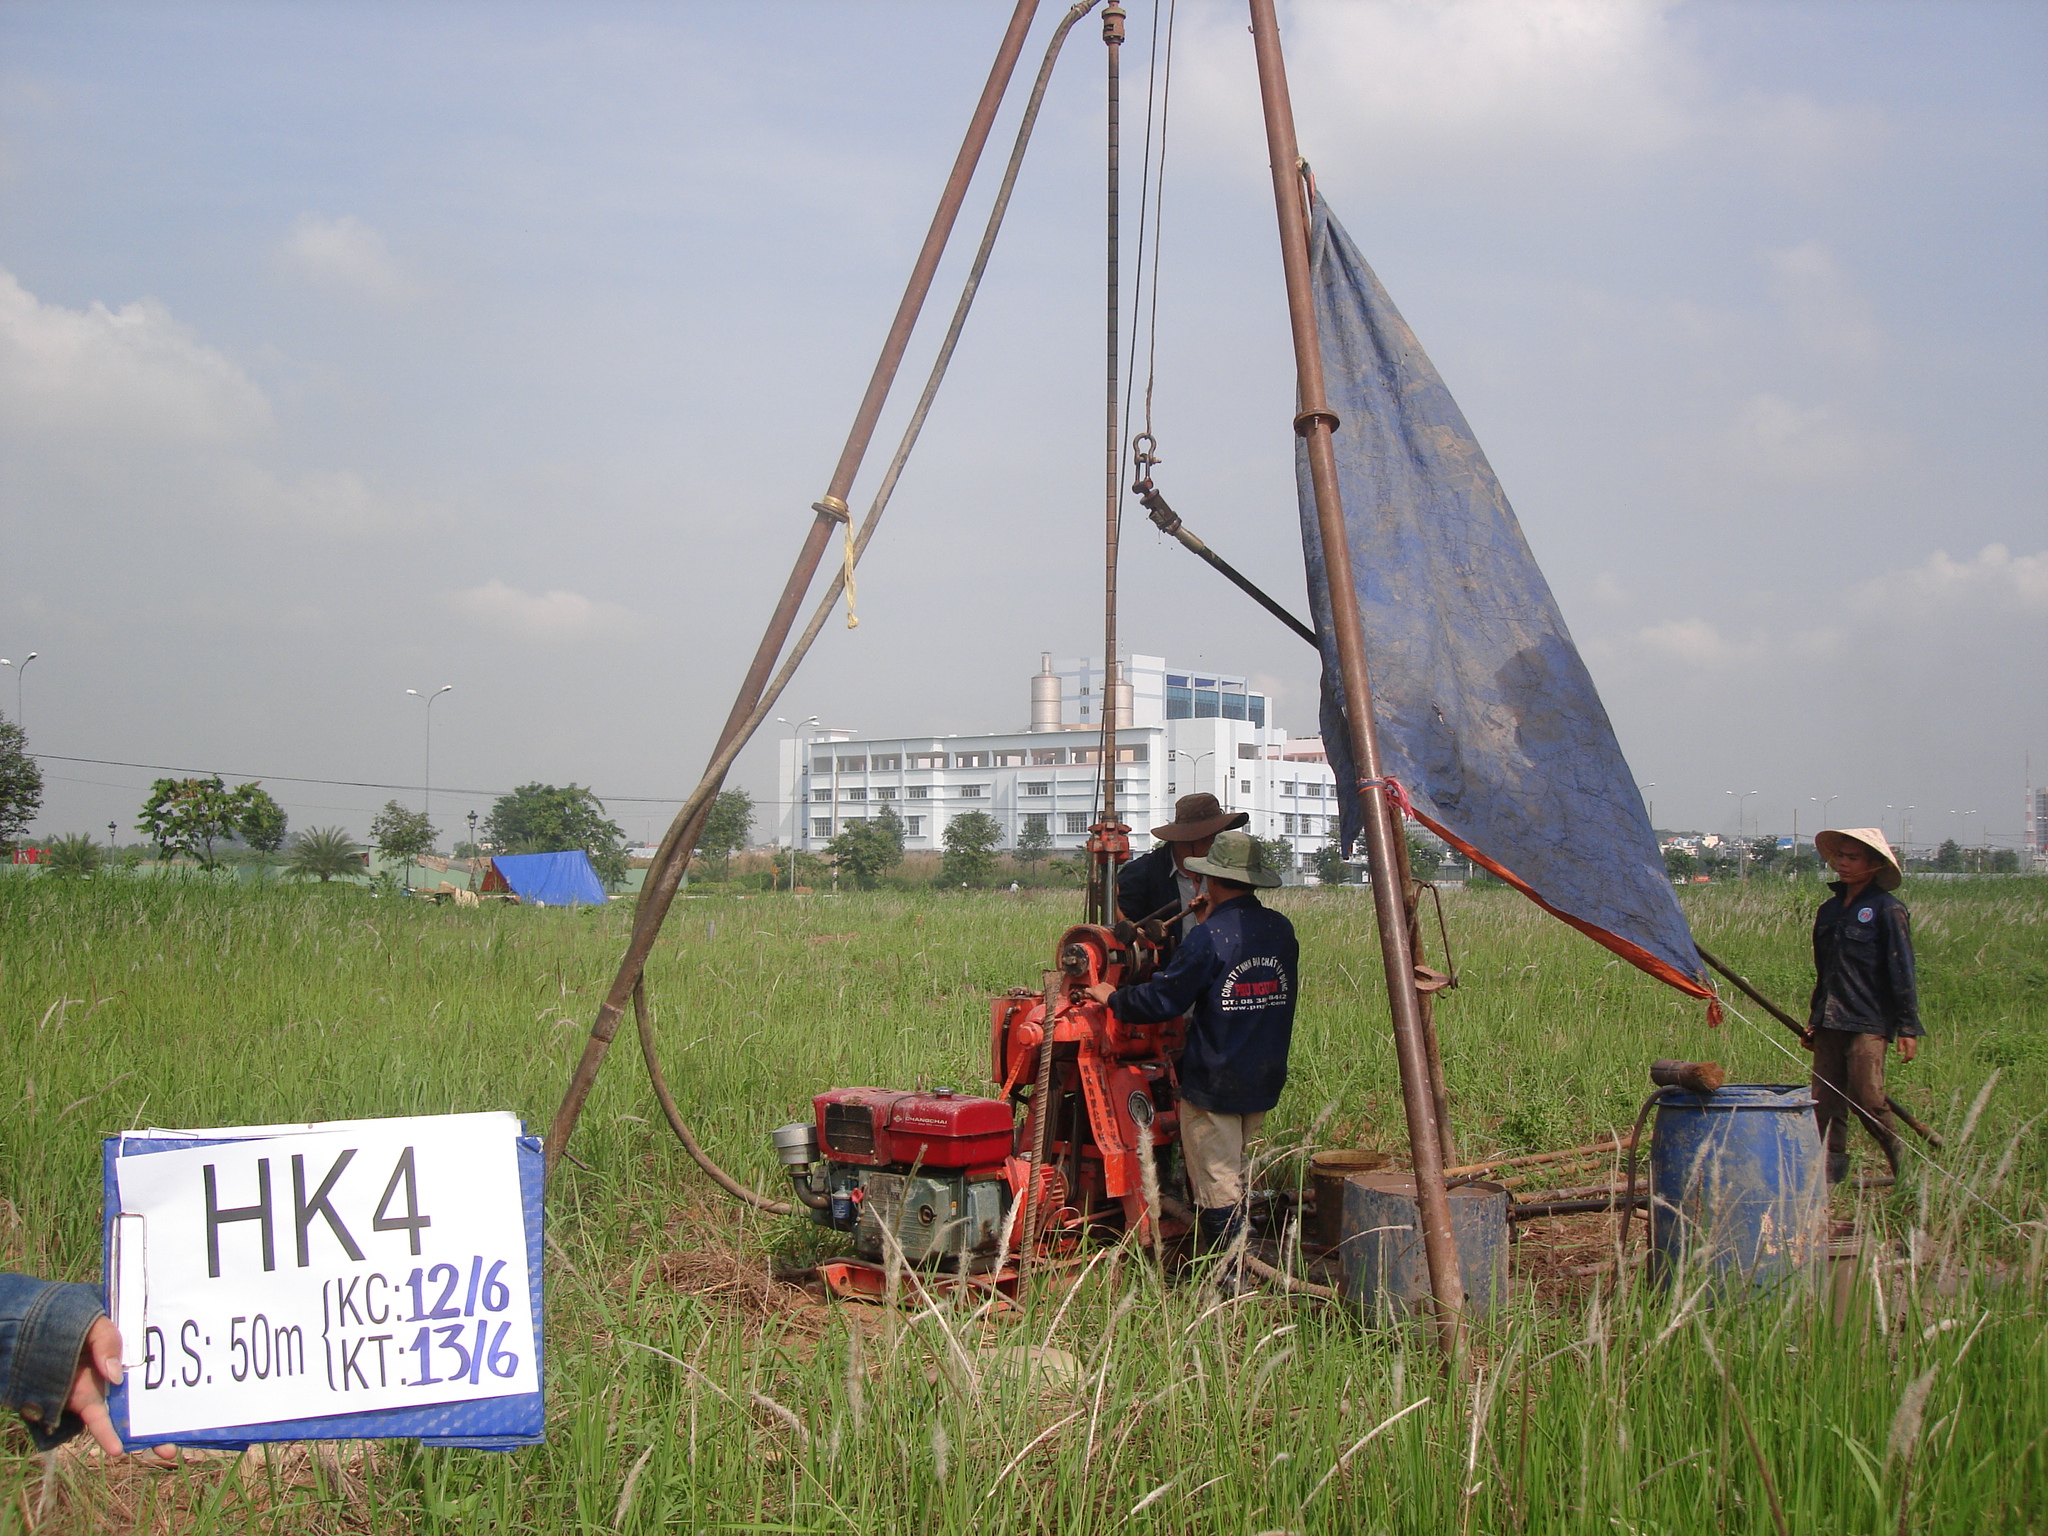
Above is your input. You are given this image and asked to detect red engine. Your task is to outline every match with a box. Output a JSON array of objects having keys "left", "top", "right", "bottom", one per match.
[{"left": 813, "top": 1087, "right": 1012, "bottom": 1169}]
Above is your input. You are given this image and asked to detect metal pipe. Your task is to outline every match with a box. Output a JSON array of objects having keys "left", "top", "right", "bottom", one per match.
[
  {"left": 546, "top": 0, "right": 1044, "bottom": 1174},
  {"left": 1135, "top": 481, "right": 1318, "bottom": 644},
  {"left": 1087, "top": 2, "right": 1128, "bottom": 928},
  {"left": 1246, "top": 0, "right": 1467, "bottom": 1356}
]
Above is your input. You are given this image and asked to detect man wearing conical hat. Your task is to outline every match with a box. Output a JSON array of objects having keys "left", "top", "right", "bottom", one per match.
[
  {"left": 1810, "top": 828, "right": 1922, "bottom": 1183},
  {"left": 1088, "top": 828, "right": 1298, "bottom": 1289}
]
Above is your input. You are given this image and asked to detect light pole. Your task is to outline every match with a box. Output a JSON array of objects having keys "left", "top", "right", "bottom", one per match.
[
  {"left": 1952, "top": 810, "right": 1980, "bottom": 870},
  {"left": 466, "top": 808, "right": 480, "bottom": 889},
  {"left": 1637, "top": 783, "right": 1657, "bottom": 830},
  {"left": 405, "top": 685, "right": 453, "bottom": 833},
  {"left": 1, "top": 652, "right": 37, "bottom": 730},
  {"left": 1726, "top": 789, "right": 1758, "bottom": 879},
  {"left": 107, "top": 820, "right": 117, "bottom": 857},
  {"left": 777, "top": 715, "right": 819, "bottom": 890}
]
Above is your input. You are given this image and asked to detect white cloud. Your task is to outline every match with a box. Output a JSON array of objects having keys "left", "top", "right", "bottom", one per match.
[
  {"left": 445, "top": 579, "right": 638, "bottom": 641},
  {"left": 1767, "top": 241, "right": 1881, "bottom": 362},
  {"left": 1723, "top": 392, "right": 1890, "bottom": 485},
  {"left": 274, "top": 214, "right": 419, "bottom": 302},
  {"left": 0, "top": 267, "right": 269, "bottom": 445}
]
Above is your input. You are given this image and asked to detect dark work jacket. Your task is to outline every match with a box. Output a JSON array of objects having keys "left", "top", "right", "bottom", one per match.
[
  {"left": 1809, "top": 883, "right": 1922, "bottom": 1039},
  {"left": 1117, "top": 846, "right": 1189, "bottom": 957},
  {"left": 1108, "top": 893, "right": 1299, "bottom": 1115},
  {"left": 0, "top": 1273, "right": 107, "bottom": 1451}
]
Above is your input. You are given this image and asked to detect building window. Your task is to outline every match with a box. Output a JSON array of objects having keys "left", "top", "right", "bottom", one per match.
[
  {"left": 836, "top": 756, "right": 866, "bottom": 773},
  {"left": 911, "top": 753, "right": 946, "bottom": 769},
  {"left": 812, "top": 787, "right": 832, "bottom": 803},
  {"left": 1240, "top": 780, "right": 1251, "bottom": 796},
  {"left": 1063, "top": 813, "right": 1088, "bottom": 834},
  {"left": 1222, "top": 690, "right": 1248, "bottom": 721},
  {"left": 1238, "top": 744, "right": 1260, "bottom": 760},
  {"left": 841, "top": 787, "right": 866, "bottom": 801},
  {"left": 955, "top": 752, "right": 990, "bottom": 769},
  {"left": 1031, "top": 748, "right": 1065, "bottom": 766},
  {"left": 841, "top": 817, "right": 865, "bottom": 827},
  {"left": 994, "top": 750, "right": 1026, "bottom": 767},
  {"left": 1080, "top": 703, "right": 1091, "bottom": 718},
  {"left": 1167, "top": 674, "right": 1188, "bottom": 688},
  {"left": 1117, "top": 744, "right": 1147, "bottom": 763},
  {"left": 1073, "top": 748, "right": 1102, "bottom": 764},
  {"left": 874, "top": 786, "right": 898, "bottom": 801},
  {"left": 1166, "top": 685, "right": 1192, "bottom": 719},
  {"left": 1080, "top": 685, "right": 1091, "bottom": 696},
  {"left": 1283, "top": 814, "right": 1296, "bottom": 835},
  {"left": 1281, "top": 781, "right": 1296, "bottom": 797},
  {"left": 904, "top": 816, "right": 923, "bottom": 837},
  {"left": 870, "top": 754, "right": 901, "bottom": 771},
  {"left": 813, "top": 756, "right": 835, "bottom": 775},
  {"left": 812, "top": 818, "right": 833, "bottom": 837},
  {"left": 908, "top": 786, "right": 929, "bottom": 799},
  {"left": 1023, "top": 813, "right": 1050, "bottom": 836},
  {"left": 1250, "top": 696, "right": 1267, "bottom": 727},
  {"left": 1023, "top": 782, "right": 1051, "bottom": 796},
  {"left": 1194, "top": 689, "right": 1220, "bottom": 718},
  {"left": 957, "top": 784, "right": 987, "bottom": 798}
]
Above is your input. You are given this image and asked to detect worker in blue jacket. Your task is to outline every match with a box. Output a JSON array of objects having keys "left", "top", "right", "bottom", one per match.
[
  {"left": 0, "top": 1272, "right": 174, "bottom": 1461},
  {"left": 1810, "top": 828, "right": 1922, "bottom": 1183},
  {"left": 1088, "top": 829, "right": 1297, "bottom": 1279}
]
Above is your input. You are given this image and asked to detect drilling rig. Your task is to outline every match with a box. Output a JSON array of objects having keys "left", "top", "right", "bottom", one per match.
[{"left": 771, "top": 915, "right": 1191, "bottom": 1300}]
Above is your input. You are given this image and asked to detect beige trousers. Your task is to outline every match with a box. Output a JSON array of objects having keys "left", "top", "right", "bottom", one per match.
[{"left": 1179, "top": 1102, "right": 1267, "bottom": 1209}]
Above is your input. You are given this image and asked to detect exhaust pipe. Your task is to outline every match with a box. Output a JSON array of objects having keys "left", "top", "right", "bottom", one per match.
[{"left": 771, "top": 1122, "right": 832, "bottom": 1211}]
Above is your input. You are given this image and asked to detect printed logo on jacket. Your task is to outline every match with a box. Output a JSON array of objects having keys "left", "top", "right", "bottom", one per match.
[{"left": 1220, "top": 956, "right": 1290, "bottom": 1012}]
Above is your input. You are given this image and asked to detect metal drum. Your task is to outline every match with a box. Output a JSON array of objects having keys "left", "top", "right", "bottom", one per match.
[
  {"left": 1649, "top": 1084, "right": 1824, "bottom": 1288},
  {"left": 1339, "top": 1171, "right": 1508, "bottom": 1322}
]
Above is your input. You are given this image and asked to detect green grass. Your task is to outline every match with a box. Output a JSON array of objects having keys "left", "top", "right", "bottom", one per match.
[{"left": 2, "top": 875, "right": 2043, "bottom": 1532}]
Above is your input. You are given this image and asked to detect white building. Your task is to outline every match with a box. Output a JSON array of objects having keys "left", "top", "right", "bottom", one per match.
[{"left": 774, "top": 653, "right": 1340, "bottom": 862}]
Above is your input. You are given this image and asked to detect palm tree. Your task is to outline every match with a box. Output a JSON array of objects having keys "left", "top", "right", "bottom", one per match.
[
  {"left": 41, "top": 833, "right": 104, "bottom": 879},
  {"left": 288, "top": 826, "right": 364, "bottom": 883}
]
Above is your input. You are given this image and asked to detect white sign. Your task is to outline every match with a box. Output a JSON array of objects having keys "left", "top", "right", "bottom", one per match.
[{"left": 111, "top": 1113, "right": 537, "bottom": 1439}]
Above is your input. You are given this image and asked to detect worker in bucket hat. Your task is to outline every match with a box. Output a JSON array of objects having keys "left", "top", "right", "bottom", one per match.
[
  {"left": 1809, "top": 828, "right": 1921, "bottom": 1183},
  {"left": 1116, "top": 791, "right": 1250, "bottom": 959},
  {"left": 1088, "top": 829, "right": 1297, "bottom": 1290}
]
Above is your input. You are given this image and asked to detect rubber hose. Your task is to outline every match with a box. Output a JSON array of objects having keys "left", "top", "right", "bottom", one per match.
[
  {"left": 634, "top": 977, "right": 794, "bottom": 1217},
  {"left": 1615, "top": 1089, "right": 1677, "bottom": 1255}
]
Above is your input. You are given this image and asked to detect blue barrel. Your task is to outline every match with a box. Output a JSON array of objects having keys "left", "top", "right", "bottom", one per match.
[
  {"left": 1340, "top": 1172, "right": 1508, "bottom": 1322},
  {"left": 1649, "top": 1084, "right": 1824, "bottom": 1288}
]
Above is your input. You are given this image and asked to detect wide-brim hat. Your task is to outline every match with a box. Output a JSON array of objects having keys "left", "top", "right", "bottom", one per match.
[
  {"left": 1151, "top": 792, "right": 1249, "bottom": 843},
  {"left": 1815, "top": 828, "right": 1903, "bottom": 891},
  {"left": 1181, "top": 828, "right": 1283, "bottom": 889}
]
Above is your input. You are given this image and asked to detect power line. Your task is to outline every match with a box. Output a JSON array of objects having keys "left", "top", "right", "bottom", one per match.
[{"left": 29, "top": 753, "right": 700, "bottom": 805}]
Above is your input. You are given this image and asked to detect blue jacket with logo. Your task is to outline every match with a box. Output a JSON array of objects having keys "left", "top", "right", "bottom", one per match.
[
  {"left": 1809, "top": 883, "right": 1922, "bottom": 1039},
  {"left": 1106, "top": 892, "right": 1299, "bottom": 1114}
]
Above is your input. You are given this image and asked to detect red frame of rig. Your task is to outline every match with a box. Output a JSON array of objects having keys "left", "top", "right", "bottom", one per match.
[{"left": 992, "top": 921, "right": 1189, "bottom": 1255}]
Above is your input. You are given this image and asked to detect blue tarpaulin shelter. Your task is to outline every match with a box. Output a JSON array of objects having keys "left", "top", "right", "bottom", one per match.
[
  {"left": 482, "top": 851, "right": 609, "bottom": 907},
  {"left": 1297, "top": 196, "right": 1715, "bottom": 1010}
]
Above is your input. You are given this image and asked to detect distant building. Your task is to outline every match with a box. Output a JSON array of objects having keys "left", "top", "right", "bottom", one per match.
[{"left": 774, "top": 653, "right": 1340, "bottom": 861}]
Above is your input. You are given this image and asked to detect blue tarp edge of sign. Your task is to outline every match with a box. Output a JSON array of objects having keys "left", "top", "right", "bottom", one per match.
[
  {"left": 104, "top": 1130, "right": 545, "bottom": 1450},
  {"left": 488, "top": 850, "right": 608, "bottom": 907}
]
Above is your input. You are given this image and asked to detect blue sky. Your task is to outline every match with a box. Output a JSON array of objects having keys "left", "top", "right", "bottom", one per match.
[{"left": 2, "top": 0, "right": 2042, "bottom": 851}]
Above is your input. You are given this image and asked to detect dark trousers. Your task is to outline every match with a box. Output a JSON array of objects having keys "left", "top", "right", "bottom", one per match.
[{"left": 1811, "top": 1027, "right": 1900, "bottom": 1175}]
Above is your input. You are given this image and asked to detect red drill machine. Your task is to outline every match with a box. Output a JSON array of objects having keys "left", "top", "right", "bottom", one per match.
[{"left": 771, "top": 915, "right": 1189, "bottom": 1298}]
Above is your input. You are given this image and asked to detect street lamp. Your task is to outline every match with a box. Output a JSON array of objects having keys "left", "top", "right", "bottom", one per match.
[
  {"left": 1637, "top": 783, "right": 1657, "bottom": 829},
  {"left": 1726, "top": 789, "right": 1758, "bottom": 879},
  {"left": 0, "top": 652, "right": 37, "bottom": 730},
  {"left": 1952, "top": 810, "right": 1980, "bottom": 870},
  {"left": 467, "top": 808, "right": 480, "bottom": 889},
  {"left": 107, "top": 821, "right": 117, "bottom": 856},
  {"left": 777, "top": 715, "right": 820, "bottom": 889},
  {"left": 405, "top": 685, "right": 453, "bottom": 829}
]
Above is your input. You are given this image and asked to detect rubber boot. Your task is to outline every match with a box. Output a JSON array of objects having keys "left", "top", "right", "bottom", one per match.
[{"left": 1197, "top": 1206, "right": 1248, "bottom": 1296}]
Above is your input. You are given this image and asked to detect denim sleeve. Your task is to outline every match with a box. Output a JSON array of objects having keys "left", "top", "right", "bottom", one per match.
[{"left": 0, "top": 1273, "right": 107, "bottom": 1451}]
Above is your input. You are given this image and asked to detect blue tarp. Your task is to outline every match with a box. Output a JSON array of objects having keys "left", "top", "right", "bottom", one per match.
[
  {"left": 1296, "top": 197, "right": 1713, "bottom": 1006},
  {"left": 487, "top": 851, "right": 609, "bottom": 907}
]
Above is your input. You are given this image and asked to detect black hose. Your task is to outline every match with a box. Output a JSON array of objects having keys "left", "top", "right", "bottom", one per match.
[{"left": 1616, "top": 1089, "right": 1678, "bottom": 1254}]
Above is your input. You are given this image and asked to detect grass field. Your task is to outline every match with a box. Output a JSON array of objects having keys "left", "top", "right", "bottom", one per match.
[{"left": 2, "top": 874, "right": 2043, "bottom": 1533}]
